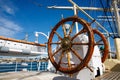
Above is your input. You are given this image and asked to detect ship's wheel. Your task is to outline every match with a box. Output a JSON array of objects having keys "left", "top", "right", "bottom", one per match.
[
  {"left": 93, "top": 29, "right": 109, "bottom": 62},
  {"left": 48, "top": 16, "right": 94, "bottom": 74}
]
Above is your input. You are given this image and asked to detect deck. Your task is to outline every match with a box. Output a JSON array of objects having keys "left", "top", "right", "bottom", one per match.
[
  {"left": 0, "top": 71, "right": 120, "bottom": 80},
  {"left": 0, "top": 71, "right": 78, "bottom": 80},
  {"left": 94, "top": 72, "right": 120, "bottom": 80}
]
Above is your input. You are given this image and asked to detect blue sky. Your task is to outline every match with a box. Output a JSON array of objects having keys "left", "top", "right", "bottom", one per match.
[
  {"left": 0, "top": 0, "right": 75, "bottom": 42},
  {"left": 0, "top": 0, "right": 116, "bottom": 50},
  {"left": 0, "top": 0, "right": 79, "bottom": 43}
]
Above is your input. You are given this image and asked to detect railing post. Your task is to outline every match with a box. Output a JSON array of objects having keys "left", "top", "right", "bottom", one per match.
[
  {"left": 30, "top": 61, "right": 32, "bottom": 71},
  {"left": 15, "top": 61, "right": 18, "bottom": 72},
  {"left": 37, "top": 61, "right": 41, "bottom": 71}
]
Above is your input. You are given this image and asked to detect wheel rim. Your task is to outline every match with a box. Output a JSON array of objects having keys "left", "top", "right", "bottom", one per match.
[
  {"left": 48, "top": 16, "right": 94, "bottom": 74},
  {"left": 93, "top": 29, "right": 109, "bottom": 63}
]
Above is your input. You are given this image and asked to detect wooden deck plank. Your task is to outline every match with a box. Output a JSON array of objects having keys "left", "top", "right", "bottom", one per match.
[{"left": 94, "top": 72, "right": 120, "bottom": 80}]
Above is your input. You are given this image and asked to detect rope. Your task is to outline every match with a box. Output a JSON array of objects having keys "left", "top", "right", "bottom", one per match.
[
  {"left": 99, "top": 0, "right": 115, "bottom": 39},
  {"left": 107, "top": 0, "right": 119, "bottom": 38}
]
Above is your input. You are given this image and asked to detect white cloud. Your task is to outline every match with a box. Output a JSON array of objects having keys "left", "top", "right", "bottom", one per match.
[
  {"left": 0, "top": 0, "right": 16, "bottom": 15},
  {"left": 0, "top": 0, "right": 23, "bottom": 38},
  {"left": 0, "top": 18, "right": 22, "bottom": 31},
  {"left": 0, "top": 27, "right": 15, "bottom": 37},
  {"left": 0, "top": 18, "right": 23, "bottom": 38},
  {"left": 2, "top": 5, "right": 15, "bottom": 15}
]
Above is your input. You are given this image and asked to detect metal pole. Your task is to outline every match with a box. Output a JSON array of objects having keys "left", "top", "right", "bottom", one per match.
[
  {"left": 113, "top": 0, "right": 120, "bottom": 37},
  {"left": 30, "top": 61, "right": 32, "bottom": 71},
  {"left": 113, "top": 0, "right": 120, "bottom": 60},
  {"left": 47, "top": 6, "right": 120, "bottom": 12},
  {"left": 37, "top": 61, "right": 40, "bottom": 71},
  {"left": 68, "top": 0, "right": 108, "bottom": 33},
  {"left": 35, "top": 32, "right": 39, "bottom": 43},
  {"left": 107, "top": 34, "right": 112, "bottom": 59},
  {"left": 73, "top": 5, "right": 79, "bottom": 33},
  {"left": 35, "top": 32, "right": 49, "bottom": 43},
  {"left": 15, "top": 61, "right": 17, "bottom": 72},
  {"left": 68, "top": 0, "right": 112, "bottom": 56}
]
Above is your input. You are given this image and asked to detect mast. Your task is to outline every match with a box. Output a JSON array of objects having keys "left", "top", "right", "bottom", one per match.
[
  {"left": 47, "top": 6, "right": 120, "bottom": 11},
  {"left": 48, "top": 0, "right": 120, "bottom": 59},
  {"left": 113, "top": 0, "right": 120, "bottom": 60},
  {"left": 112, "top": 0, "right": 120, "bottom": 36}
]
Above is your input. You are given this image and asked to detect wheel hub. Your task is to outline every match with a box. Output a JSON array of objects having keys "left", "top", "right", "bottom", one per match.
[{"left": 61, "top": 37, "right": 72, "bottom": 50}]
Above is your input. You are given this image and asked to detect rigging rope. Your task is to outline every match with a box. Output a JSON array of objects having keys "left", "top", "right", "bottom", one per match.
[
  {"left": 99, "top": 0, "right": 116, "bottom": 38},
  {"left": 107, "top": 0, "right": 119, "bottom": 37}
]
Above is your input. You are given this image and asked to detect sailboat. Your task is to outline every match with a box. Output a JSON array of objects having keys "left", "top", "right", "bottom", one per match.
[
  {"left": 0, "top": 0, "right": 120, "bottom": 80},
  {"left": 0, "top": 35, "right": 47, "bottom": 56}
]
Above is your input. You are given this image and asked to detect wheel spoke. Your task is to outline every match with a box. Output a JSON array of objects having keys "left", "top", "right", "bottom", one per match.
[
  {"left": 93, "top": 29, "right": 109, "bottom": 63},
  {"left": 70, "top": 48, "right": 83, "bottom": 61},
  {"left": 72, "top": 42, "right": 89, "bottom": 45},
  {"left": 68, "top": 21, "right": 75, "bottom": 36},
  {"left": 54, "top": 31, "right": 62, "bottom": 40},
  {"left": 71, "top": 28, "right": 87, "bottom": 41},
  {"left": 95, "top": 38, "right": 104, "bottom": 45},
  {"left": 52, "top": 47, "right": 62, "bottom": 57},
  {"left": 48, "top": 16, "right": 95, "bottom": 73},
  {"left": 58, "top": 50, "right": 65, "bottom": 66},
  {"left": 50, "top": 42, "right": 61, "bottom": 45},
  {"left": 96, "top": 39, "right": 103, "bottom": 44},
  {"left": 95, "top": 35, "right": 108, "bottom": 44},
  {"left": 66, "top": 50, "right": 72, "bottom": 68},
  {"left": 95, "top": 43, "right": 104, "bottom": 45},
  {"left": 70, "top": 48, "right": 93, "bottom": 72},
  {"left": 62, "top": 24, "right": 67, "bottom": 37}
]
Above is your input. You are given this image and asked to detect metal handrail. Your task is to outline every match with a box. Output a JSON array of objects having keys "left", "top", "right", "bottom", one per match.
[{"left": 0, "top": 61, "right": 48, "bottom": 72}]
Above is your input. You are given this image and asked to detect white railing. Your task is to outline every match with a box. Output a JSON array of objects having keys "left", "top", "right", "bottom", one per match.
[{"left": 0, "top": 61, "right": 48, "bottom": 72}]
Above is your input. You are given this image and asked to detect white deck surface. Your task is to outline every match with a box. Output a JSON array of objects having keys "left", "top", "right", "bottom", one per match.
[
  {"left": 0, "top": 71, "right": 78, "bottom": 80},
  {"left": 1, "top": 71, "right": 120, "bottom": 80}
]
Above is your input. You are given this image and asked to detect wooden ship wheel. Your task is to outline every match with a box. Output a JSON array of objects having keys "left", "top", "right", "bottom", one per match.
[
  {"left": 47, "top": 16, "right": 95, "bottom": 74},
  {"left": 93, "top": 29, "right": 109, "bottom": 63}
]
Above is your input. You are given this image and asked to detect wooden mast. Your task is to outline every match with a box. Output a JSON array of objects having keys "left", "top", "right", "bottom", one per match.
[{"left": 113, "top": 0, "right": 120, "bottom": 60}]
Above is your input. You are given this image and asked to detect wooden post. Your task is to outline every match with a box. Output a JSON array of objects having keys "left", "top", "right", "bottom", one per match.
[{"left": 114, "top": 38, "right": 120, "bottom": 60}]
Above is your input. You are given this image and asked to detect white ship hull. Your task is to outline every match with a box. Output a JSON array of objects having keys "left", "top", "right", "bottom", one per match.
[{"left": 0, "top": 36, "right": 47, "bottom": 57}]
